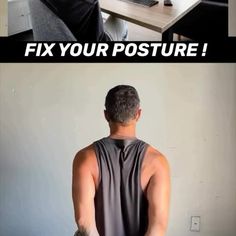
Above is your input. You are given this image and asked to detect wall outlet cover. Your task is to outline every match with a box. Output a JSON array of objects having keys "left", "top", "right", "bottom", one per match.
[{"left": 190, "top": 216, "right": 200, "bottom": 232}]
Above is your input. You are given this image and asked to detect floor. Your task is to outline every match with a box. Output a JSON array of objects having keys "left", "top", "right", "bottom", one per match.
[{"left": 127, "top": 22, "right": 161, "bottom": 41}]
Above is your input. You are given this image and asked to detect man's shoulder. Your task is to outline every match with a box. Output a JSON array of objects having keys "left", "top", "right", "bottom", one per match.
[
  {"left": 144, "top": 145, "right": 169, "bottom": 172},
  {"left": 73, "top": 144, "right": 97, "bottom": 167},
  {"left": 74, "top": 137, "right": 107, "bottom": 160},
  {"left": 146, "top": 145, "right": 164, "bottom": 158}
]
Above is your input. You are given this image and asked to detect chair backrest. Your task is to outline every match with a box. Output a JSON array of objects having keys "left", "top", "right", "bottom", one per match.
[{"left": 29, "top": 0, "right": 76, "bottom": 41}]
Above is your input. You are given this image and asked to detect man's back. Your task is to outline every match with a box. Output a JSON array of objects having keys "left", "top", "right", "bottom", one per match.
[
  {"left": 72, "top": 137, "right": 169, "bottom": 236},
  {"left": 94, "top": 137, "right": 148, "bottom": 236},
  {"left": 72, "top": 85, "right": 170, "bottom": 236}
]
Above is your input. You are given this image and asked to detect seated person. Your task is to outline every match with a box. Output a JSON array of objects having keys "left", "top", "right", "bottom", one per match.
[{"left": 40, "top": 0, "right": 128, "bottom": 41}]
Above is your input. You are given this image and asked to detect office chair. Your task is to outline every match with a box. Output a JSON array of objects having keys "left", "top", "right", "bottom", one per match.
[
  {"left": 172, "top": 0, "right": 228, "bottom": 40},
  {"left": 29, "top": 0, "right": 76, "bottom": 41}
]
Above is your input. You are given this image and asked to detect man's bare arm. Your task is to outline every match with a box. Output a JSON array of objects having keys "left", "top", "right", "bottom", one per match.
[
  {"left": 145, "top": 153, "right": 170, "bottom": 236},
  {"left": 72, "top": 147, "right": 99, "bottom": 236}
]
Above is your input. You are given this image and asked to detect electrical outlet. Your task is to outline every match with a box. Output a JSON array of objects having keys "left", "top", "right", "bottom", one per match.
[{"left": 190, "top": 216, "right": 200, "bottom": 232}]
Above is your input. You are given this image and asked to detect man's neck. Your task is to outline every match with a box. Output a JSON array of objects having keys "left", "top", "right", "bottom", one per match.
[{"left": 109, "top": 122, "right": 136, "bottom": 139}]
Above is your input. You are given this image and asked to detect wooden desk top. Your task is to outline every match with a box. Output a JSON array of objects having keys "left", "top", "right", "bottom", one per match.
[{"left": 100, "top": 0, "right": 201, "bottom": 33}]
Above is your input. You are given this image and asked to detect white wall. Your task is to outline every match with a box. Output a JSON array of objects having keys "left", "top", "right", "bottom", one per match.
[
  {"left": 0, "top": 0, "right": 8, "bottom": 36},
  {"left": 0, "top": 63, "right": 236, "bottom": 236},
  {"left": 229, "top": 0, "right": 236, "bottom": 36}
]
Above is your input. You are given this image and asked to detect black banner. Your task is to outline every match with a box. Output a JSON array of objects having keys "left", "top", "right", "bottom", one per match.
[{"left": 0, "top": 38, "right": 236, "bottom": 62}]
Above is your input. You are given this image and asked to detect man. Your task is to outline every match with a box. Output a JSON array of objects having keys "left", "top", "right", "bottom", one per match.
[
  {"left": 72, "top": 85, "right": 170, "bottom": 236},
  {"left": 40, "top": 0, "right": 127, "bottom": 41}
]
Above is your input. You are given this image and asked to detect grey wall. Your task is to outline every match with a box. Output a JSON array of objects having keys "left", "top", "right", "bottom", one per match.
[{"left": 0, "top": 63, "right": 236, "bottom": 236}]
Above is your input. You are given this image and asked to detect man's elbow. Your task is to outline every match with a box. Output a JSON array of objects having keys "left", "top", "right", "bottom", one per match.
[
  {"left": 75, "top": 215, "right": 87, "bottom": 229},
  {"left": 147, "top": 218, "right": 168, "bottom": 236},
  {"left": 157, "top": 221, "right": 168, "bottom": 232},
  {"left": 145, "top": 222, "right": 168, "bottom": 236}
]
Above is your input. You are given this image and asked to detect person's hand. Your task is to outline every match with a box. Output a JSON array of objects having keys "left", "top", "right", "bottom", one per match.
[{"left": 74, "top": 227, "right": 89, "bottom": 236}]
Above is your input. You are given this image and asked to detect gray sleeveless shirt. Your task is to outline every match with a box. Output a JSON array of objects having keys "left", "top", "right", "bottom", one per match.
[{"left": 93, "top": 137, "right": 149, "bottom": 236}]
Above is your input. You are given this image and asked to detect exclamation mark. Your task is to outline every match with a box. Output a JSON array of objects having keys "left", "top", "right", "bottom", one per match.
[{"left": 202, "top": 43, "right": 208, "bottom": 56}]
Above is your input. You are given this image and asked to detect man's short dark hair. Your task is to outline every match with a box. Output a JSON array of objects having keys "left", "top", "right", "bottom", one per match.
[{"left": 105, "top": 85, "right": 140, "bottom": 123}]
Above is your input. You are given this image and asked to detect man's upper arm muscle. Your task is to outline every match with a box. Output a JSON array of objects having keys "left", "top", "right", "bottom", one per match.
[
  {"left": 145, "top": 150, "right": 170, "bottom": 236},
  {"left": 72, "top": 146, "right": 98, "bottom": 235}
]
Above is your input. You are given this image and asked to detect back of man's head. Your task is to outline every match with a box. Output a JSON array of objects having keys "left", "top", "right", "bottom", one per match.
[{"left": 105, "top": 85, "right": 140, "bottom": 124}]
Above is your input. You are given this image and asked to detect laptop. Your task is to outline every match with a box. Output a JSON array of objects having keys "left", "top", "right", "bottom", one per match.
[{"left": 120, "top": 0, "right": 159, "bottom": 7}]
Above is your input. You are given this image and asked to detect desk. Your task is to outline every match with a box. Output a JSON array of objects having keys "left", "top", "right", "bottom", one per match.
[{"left": 100, "top": 0, "right": 201, "bottom": 40}]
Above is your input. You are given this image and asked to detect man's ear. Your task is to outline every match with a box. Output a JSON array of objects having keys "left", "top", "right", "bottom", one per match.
[
  {"left": 135, "top": 108, "right": 142, "bottom": 121},
  {"left": 104, "top": 110, "right": 110, "bottom": 122}
]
